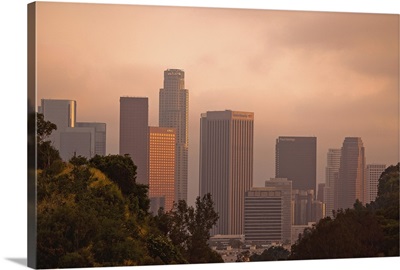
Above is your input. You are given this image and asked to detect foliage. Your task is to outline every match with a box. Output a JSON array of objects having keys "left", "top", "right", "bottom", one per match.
[
  {"left": 290, "top": 163, "right": 399, "bottom": 259},
  {"left": 154, "top": 193, "right": 223, "bottom": 264},
  {"left": 36, "top": 113, "right": 62, "bottom": 170},
  {"left": 250, "top": 246, "right": 290, "bottom": 261}
]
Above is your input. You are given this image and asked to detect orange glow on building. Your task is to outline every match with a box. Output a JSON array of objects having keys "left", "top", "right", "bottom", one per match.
[{"left": 148, "top": 127, "right": 176, "bottom": 212}]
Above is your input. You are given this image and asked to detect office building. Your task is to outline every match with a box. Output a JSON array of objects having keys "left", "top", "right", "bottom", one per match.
[
  {"left": 199, "top": 110, "right": 254, "bottom": 235},
  {"left": 337, "top": 137, "right": 366, "bottom": 209},
  {"left": 119, "top": 97, "right": 149, "bottom": 185},
  {"left": 275, "top": 136, "right": 317, "bottom": 193},
  {"left": 325, "top": 148, "right": 341, "bottom": 217},
  {"left": 244, "top": 178, "right": 292, "bottom": 244},
  {"left": 148, "top": 127, "right": 176, "bottom": 212},
  {"left": 76, "top": 122, "right": 106, "bottom": 156},
  {"left": 39, "top": 99, "right": 76, "bottom": 150},
  {"left": 159, "top": 69, "right": 189, "bottom": 202},
  {"left": 365, "top": 164, "right": 386, "bottom": 204}
]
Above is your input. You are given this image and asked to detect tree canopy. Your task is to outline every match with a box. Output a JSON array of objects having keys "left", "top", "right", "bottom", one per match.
[{"left": 290, "top": 163, "right": 399, "bottom": 259}]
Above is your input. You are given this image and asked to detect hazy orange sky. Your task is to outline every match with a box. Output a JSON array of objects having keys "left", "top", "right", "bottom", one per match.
[{"left": 36, "top": 2, "right": 399, "bottom": 205}]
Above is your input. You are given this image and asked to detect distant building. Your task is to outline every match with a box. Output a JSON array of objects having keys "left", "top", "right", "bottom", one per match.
[
  {"left": 317, "top": 183, "right": 325, "bottom": 202},
  {"left": 39, "top": 99, "right": 107, "bottom": 162},
  {"left": 39, "top": 99, "right": 76, "bottom": 150},
  {"left": 275, "top": 136, "right": 317, "bottom": 194},
  {"left": 60, "top": 127, "right": 95, "bottom": 161},
  {"left": 76, "top": 122, "right": 106, "bottom": 156},
  {"left": 365, "top": 164, "right": 386, "bottom": 204},
  {"left": 148, "top": 127, "right": 176, "bottom": 212},
  {"left": 199, "top": 110, "right": 254, "bottom": 236},
  {"left": 149, "top": 197, "right": 166, "bottom": 215},
  {"left": 292, "top": 189, "right": 325, "bottom": 225},
  {"left": 119, "top": 97, "right": 149, "bottom": 185},
  {"left": 245, "top": 178, "right": 292, "bottom": 245},
  {"left": 159, "top": 69, "right": 189, "bottom": 202},
  {"left": 337, "top": 137, "right": 366, "bottom": 209},
  {"left": 324, "top": 148, "right": 341, "bottom": 217}
]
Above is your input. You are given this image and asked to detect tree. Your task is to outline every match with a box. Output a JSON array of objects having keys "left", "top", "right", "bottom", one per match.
[
  {"left": 36, "top": 113, "right": 62, "bottom": 169},
  {"left": 154, "top": 193, "right": 223, "bottom": 263},
  {"left": 289, "top": 164, "right": 399, "bottom": 259},
  {"left": 250, "top": 246, "right": 290, "bottom": 261}
]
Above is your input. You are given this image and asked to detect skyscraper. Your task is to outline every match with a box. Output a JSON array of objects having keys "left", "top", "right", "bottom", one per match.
[
  {"left": 199, "top": 110, "right": 254, "bottom": 235},
  {"left": 159, "top": 69, "right": 189, "bottom": 202},
  {"left": 275, "top": 136, "right": 317, "bottom": 193},
  {"left": 325, "top": 148, "right": 341, "bottom": 217},
  {"left": 365, "top": 164, "right": 386, "bottom": 204},
  {"left": 337, "top": 137, "right": 366, "bottom": 209},
  {"left": 119, "top": 97, "right": 149, "bottom": 185},
  {"left": 39, "top": 99, "right": 76, "bottom": 150},
  {"left": 148, "top": 127, "right": 176, "bottom": 212}
]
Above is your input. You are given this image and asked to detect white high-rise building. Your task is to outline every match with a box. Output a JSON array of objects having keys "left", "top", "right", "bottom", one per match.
[
  {"left": 159, "top": 69, "right": 189, "bottom": 202},
  {"left": 365, "top": 164, "right": 386, "bottom": 204},
  {"left": 199, "top": 110, "right": 254, "bottom": 235},
  {"left": 324, "top": 148, "right": 341, "bottom": 217}
]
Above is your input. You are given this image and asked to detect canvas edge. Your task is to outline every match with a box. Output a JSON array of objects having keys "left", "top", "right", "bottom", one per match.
[{"left": 27, "top": 2, "right": 37, "bottom": 269}]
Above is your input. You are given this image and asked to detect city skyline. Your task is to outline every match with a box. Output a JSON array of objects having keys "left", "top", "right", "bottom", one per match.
[{"left": 35, "top": 2, "right": 398, "bottom": 205}]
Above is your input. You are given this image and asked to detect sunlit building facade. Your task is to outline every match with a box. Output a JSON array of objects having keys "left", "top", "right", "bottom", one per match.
[
  {"left": 148, "top": 127, "right": 176, "bottom": 212},
  {"left": 325, "top": 148, "right": 341, "bottom": 217}
]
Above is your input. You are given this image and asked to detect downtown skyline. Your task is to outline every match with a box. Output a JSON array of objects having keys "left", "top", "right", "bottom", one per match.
[{"left": 35, "top": 2, "right": 398, "bottom": 206}]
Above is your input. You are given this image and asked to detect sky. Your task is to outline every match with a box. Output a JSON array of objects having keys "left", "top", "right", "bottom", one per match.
[{"left": 35, "top": 2, "right": 398, "bottom": 206}]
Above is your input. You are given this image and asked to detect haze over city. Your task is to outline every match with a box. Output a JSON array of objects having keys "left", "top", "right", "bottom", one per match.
[{"left": 36, "top": 2, "right": 398, "bottom": 205}]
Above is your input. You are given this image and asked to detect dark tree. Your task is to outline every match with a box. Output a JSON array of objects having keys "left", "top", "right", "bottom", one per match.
[
  {"left": 250, "top": 246, "right": 290, "bottom": 261},
  {"left": 36, "top": 113, "right": 62, "bottom": 170}
]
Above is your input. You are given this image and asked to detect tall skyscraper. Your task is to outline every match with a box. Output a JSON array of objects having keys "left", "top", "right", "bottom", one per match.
[
  {"left": 39, "top": 99, "right": 76, "bottom": 150},
  {"left": 159, "top": 69, "right": 189, "bottom": 202},
  {"left": 199, "top": 110, "right": 254, "bottom": 235},
  {"left": 119, "top": 97, "right": 149, "bottom": 185},
  {"left": 365, "top": 164, "right": 386, "bottom": 204},
  {"left": 148, "top": 127, "right": 176, "bottom": 212},
  {"left": 337, "top": 137, "right": 366, "bottom": 209},
  {"left": 275, "top": 136, "right": 317, "bottom": 193},
  {"left": 325, "top": 148, "right": 341, "bottom": 217},
  {"left": 60, "top": 127, "right": 95, "bottom": 161}
]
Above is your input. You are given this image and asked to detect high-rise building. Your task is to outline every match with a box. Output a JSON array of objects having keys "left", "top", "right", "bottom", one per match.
[
  {"left": 337, "top": 137, "right": 366, "bottom": 209},
  {"left": 317, "top": 183, "right": 325, "bottom": 202},
  {"left": 119, "top": 97, "right": 149, "bottom": 185},
  {"left": 159, "top": 69, "right": 189, "bottom": 202},
  {"left": 275, "top": 136, "right": 317, "bottom": 194},
  {"left": 244, "top": 178, "right": 292, "bottom": 244},
  {"left": 365, "top": 164, "right": 386, "bottom": 204},
  {"left": 148, "top": 127, "right": 176, "bottom": 212},
  {"left": 325, "top": 148, "right": 341, "bottom": 217},
  {"left": 39, "top": 99, "right": 76, "bottom": 150},
  {"left": 199, "top": 110, "right": 254, "bottom": 235},
  {"left": 76, "top": 122, "right": 106, "bottom": 156}
]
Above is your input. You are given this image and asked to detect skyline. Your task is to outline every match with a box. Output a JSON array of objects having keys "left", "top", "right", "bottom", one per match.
[{"left": 35, "top": 2, "right": 398, "bottom": 206}]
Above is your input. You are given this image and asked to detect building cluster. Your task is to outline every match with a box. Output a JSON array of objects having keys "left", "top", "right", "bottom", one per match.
[
  {"left": 40, "top": 69, "right": 387, "bottom": 250},
  {"left": 38, "top": 99, "right": 106, "bottom": 161}
]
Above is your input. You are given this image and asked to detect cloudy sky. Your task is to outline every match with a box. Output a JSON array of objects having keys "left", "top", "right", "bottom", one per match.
[{"left": 35, "top": 2, "right": 398, "bottom": 205}]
